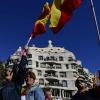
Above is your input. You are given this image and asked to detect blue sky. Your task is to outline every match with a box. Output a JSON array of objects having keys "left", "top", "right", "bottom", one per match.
[{"left": 0, "top": 0, "right": 100, "bottom": 73}]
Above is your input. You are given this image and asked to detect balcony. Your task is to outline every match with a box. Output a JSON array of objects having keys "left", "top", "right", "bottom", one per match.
[
  {"left": 45, "top": 80, "right": 68, "bottom": 88},
  {"left": 44, "top": 74, "right": 58, "bottom": 80}
]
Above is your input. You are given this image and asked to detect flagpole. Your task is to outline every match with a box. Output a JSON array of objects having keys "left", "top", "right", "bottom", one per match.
[
  {"left": 90, "top": 0, "right": 100, "bottom": 43},
  {"left": 26, "top": 35, "right": 32, "bottom": 46}
]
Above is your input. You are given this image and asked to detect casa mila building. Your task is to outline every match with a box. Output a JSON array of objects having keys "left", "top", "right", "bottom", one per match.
[{"left": 8, "top": 41, "right": 93, "bottom": 100}]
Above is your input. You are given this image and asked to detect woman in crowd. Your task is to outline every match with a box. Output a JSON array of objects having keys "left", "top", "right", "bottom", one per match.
[{"left": 21, "top": 71, "right": 45, "bottom": 100}]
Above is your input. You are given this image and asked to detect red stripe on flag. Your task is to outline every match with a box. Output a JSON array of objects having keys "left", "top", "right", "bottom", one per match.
[
  {"left": 32, "top": 22, "right": 46, "bottom": 38},
  {"left": 31, "top": 2, "right": 50, "bottom": 38},
  {"left": 51, "top": 12, "right": 71, "bottom": 33},
  {"left": 50, "top": 0, "right": 82, "bottom": 33}
]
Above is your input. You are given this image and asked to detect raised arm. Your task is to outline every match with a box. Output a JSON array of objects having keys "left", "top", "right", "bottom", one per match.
[{"left": 13, "top": 47, "right": 28, "bottom": 85}]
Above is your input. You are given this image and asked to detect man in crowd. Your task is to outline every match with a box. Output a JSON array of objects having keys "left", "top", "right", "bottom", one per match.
[
  {"left": 0, "top": 47, "right": 27, "bottom": 100},
  {"left": 71, "top": 75, "right": 100, "bottom": 100}
]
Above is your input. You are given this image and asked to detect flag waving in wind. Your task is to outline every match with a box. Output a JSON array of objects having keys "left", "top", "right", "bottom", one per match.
[
  {"left": 49, "top": 0, "right": 82, "bottom": 33},
  {"left": 27, "top": 0, "right": 82, "bottom": 45},
  {"left": 31, "top": 2, "right": 50, "bottom": 38}
]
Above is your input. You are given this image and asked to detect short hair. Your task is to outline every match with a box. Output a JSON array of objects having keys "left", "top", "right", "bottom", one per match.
[
  {"left": 44, "top": 87, "right": 51, "bottom": 92},
  {"left": 77, "top": 75, "right": 86, "bottom": 81},
  {"left": 26, "top": 71, "right": 36, "bottom": 80}
]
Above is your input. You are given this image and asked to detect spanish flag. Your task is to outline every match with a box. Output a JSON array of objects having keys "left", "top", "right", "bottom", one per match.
[
  {"left": 49, "top": 0, "right": 82, "bottom": 33},
  {"left": 32, "top": 2, "right": 50, "bottom": 38}
]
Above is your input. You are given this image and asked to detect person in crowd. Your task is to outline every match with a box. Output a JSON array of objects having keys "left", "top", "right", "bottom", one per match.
[
  {"left": 0, "top": 47, "right": 27, "bottom": 100},
  {"left": 45, "top": 88, "right": 52, "bottom": 100},
  {"left": 71, "top": 75, "right": 100, "bottom": 100},
  {"left": 21, "top": 71, "right": 45, "bottom": 100}
]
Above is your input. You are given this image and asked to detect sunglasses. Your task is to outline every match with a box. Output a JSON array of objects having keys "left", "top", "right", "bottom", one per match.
[{"left": 76, "top": 80, "right": 86, "bottom": 84}]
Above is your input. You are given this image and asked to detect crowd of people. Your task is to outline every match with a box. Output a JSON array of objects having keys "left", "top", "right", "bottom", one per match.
[
  {"left": 0, "top": 47, "right": 100, "bottom": 100},
  {"left": 0, "top": 47, "right": 52, "bottom": 100}
]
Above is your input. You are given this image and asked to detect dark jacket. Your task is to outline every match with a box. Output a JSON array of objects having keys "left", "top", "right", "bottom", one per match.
[
  {"left": 71, "top": 87, "right": 100, "bottom": 100},
  {"left": 71, "top": 91, "right": 94, "bottom": 100},
  {"left": 0, "top": 55, "right": 27, "bottom": 100}
]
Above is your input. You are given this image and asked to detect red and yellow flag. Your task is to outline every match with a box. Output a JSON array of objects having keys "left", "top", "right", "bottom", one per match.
[
  {"left": 49, "top": 0, "right": 82, "bottom": 33},
  {"left": 31, "top": 0, "right": 82, "bottom": 38},
  {"left": 31, "top": 2, "right": 50, "bottom": 38}
]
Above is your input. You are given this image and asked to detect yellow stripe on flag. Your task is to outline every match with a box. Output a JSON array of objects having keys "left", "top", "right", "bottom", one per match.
[{"left": 49, "top": 0, "right": 61, "bottom": 28}]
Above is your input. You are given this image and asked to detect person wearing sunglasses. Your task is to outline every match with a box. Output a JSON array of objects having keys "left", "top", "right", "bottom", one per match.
[
  {"left": 71, "top": 75, "right": 92, "bottom": 100},
  {"left": 75, "top": 76, "right": 88, "bottom": 93},
  {"left": 71, "top": 75, "right": 100, "bottom": 100},
  {"left": 0, "top": 47, "right": 28, "bottom": 100}
]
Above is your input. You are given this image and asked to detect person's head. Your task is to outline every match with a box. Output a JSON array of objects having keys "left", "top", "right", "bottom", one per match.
[
  {"left": 25, "top": 71, "right": 36, "bottom": 86},
  {"left": 4, "top": 67, "right": 13, "bottom": 81},
  {"left": 75, "top": 75, "right": 87, "bottom": 92},
  {"left": 45, "top": 88, "right": 52, "bottom": 99}
]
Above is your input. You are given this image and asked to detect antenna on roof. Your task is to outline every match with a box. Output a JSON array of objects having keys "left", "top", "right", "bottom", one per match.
[{"left": 90, "top": 0, "right": 100, "bottom": 44}]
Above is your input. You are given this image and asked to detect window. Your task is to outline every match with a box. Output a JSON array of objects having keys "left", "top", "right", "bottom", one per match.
[
  {"left": 27, "top": 54, "right": 32, "bottom": 58},
  {"left": 62, "top": 80, "right": 67, "bottom": 87},
  {"left": 36, "top": 61, "right": 39, "bottom": 67},
  {"left": 38, "top": 70, "right": 42, "bottom": 76},
  {"left": 52, "top": 89, "right": 60, "bottom": 96},
  {"left": 71, "top": 64, "right": 76, "bottom": 69},
  {"left": 63, "top": 91, "right": 71, "bottom": 98},
  {"left": 56, "top": 65, "right": 61, "bottom": 69},
  {"left": 54, "top": 81, "right": 59, "bottom": 86},
  {"left": 40, "top": 63, "right": 45, "bottom": 68},
  {"left": 39, "top": 79, "right": 44, "bottom": 85},
  {"left": 68, "top": 57, "right": 73, "bottom": 61},
  {"left": 46, "top": 57, "right": 50, "bottom": 61},
  {"left": 38, "top": 56, "right": 43, "bottom": 60},
  {"left": 59, "top": 56, "right": 63, "bottom": 61},
  {"left": 66, "top": 64, "right": 69, "bottom": 69},
  {"left": 60, "top": 72, "right": 67, "bottom": 78},
  {"left": 28, "top": 60, "right": 32, "bottom": 65},
  {"left": 51, "top": 56, "right": 55, "bottom": 60},
  {"left": 73, "top": 71, "right": 77, "bottom": 77}
]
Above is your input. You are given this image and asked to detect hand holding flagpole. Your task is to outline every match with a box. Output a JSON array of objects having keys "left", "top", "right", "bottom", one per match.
[{"left": 20, "top": 35, "right": 32, "bottom": 57}]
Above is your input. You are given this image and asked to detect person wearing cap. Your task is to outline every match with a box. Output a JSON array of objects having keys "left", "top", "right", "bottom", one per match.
[
  {"left": 0, "top": 47, "right": 27, "bottom": 100},
  {"left": 71, "top": 75, "right": 100, "bottom": 100},
  {"left": 21, "top": 71, "right": 45, "bottom": 100}
]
